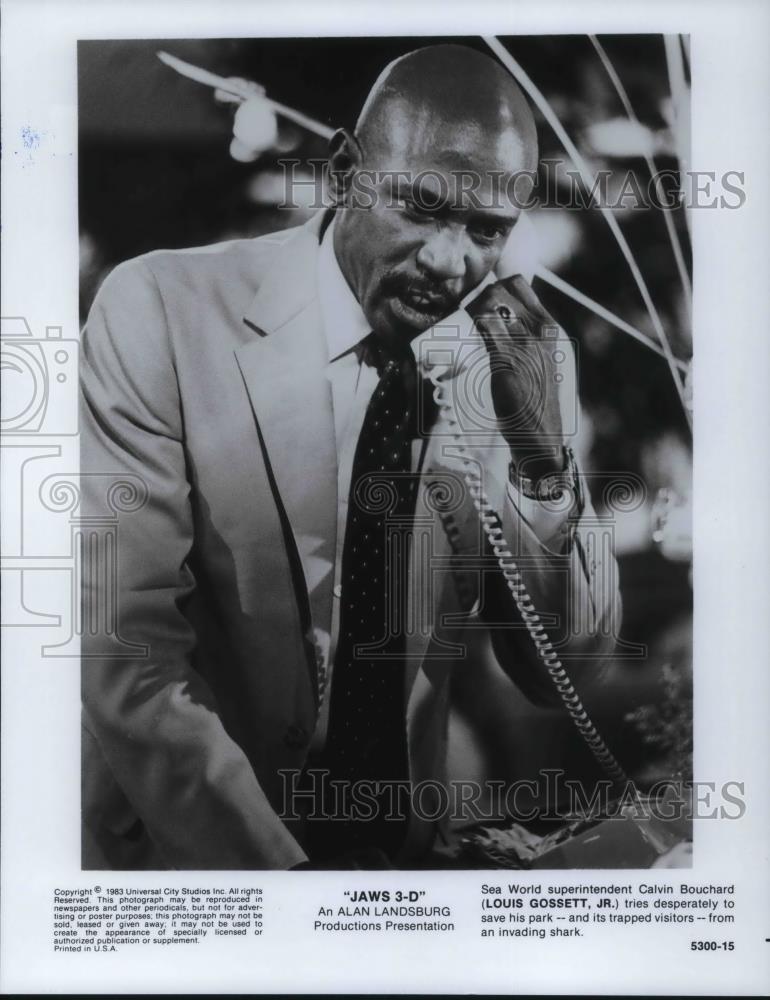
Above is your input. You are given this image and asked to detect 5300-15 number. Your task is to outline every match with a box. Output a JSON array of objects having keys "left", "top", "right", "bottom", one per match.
[{"left": 690, "top": 941, "right": 735, "bottom": 951}]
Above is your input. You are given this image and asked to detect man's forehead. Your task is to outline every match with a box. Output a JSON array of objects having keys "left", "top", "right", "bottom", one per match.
[{"left": 370, "top": 104, "right": 536, "bottom": 176}]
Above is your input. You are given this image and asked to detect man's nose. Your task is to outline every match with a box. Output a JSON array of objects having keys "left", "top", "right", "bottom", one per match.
[{"left": 416, "top": 227, "right": 468, "bottom": 281}]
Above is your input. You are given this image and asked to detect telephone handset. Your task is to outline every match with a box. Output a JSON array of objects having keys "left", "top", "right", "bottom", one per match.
[{"left": 425, "top": 216, "right": 629, "bottom": 786}]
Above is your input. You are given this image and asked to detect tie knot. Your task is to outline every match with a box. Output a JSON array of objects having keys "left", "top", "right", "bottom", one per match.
[{"left": 359, "top": 332, "right": 415, "bottom": 378}]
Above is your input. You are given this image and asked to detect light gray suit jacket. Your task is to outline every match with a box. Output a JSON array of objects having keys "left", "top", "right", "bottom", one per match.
[{"left": 80, "top": 211, "right": 620, "bottom": 869}]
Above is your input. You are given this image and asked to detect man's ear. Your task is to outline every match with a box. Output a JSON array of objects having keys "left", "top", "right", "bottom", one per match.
[{"left": 327, "top": 128, "right": 363, "bottom": 205}]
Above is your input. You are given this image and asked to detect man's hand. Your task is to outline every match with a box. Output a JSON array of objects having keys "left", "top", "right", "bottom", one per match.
[{"left": 466, "top": 274, "right": 573, "bottom": 480}]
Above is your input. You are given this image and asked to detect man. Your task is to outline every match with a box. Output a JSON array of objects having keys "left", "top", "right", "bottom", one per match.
[{"left": 80, "top": 43, "right": 620, "bottom": 870}]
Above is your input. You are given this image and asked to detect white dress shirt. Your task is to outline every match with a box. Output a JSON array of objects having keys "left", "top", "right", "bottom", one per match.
[{"left": 310, "top": 219, "right": 572, "bottom": 750}]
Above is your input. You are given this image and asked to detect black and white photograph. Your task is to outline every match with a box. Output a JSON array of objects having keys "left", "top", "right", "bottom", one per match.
[
  {"left": 2, "top": 1, "right": 769, "bottom": 995},
  {"left": 78, "top": 34, "right": 694, "bottom": 872}
]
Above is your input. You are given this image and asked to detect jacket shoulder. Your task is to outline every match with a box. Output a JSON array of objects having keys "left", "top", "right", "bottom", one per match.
[
  {"left": 92, "top": 226, "right": 309, "bottom": 315},
  {"left": 108, "top": 227, "right": 299, "bottom": 291}
]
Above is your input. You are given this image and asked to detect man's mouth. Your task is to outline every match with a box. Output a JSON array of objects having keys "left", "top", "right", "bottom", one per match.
[
  {"left": 388, "top": 287, "right": 455, "bottom": 330},
  {"left": 405, "top": 287, "right": 445, "bottom": 309}
]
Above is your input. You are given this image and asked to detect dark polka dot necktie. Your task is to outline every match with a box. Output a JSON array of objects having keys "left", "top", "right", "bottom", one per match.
[{"left": 319, "top": 334, "right": 420, "bottom": 858}]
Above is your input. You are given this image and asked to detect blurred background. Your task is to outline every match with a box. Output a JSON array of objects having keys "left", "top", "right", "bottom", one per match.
[{"left": 78, "top": 35, "right": 693, "bottom": 812}]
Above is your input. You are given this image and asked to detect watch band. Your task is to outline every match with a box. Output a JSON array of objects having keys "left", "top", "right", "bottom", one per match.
[{"left": 509, "top": 445, "right": 584, "bottom": 515}]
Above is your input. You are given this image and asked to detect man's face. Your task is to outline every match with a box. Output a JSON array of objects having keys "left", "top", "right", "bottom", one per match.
[{"left": 333, "top": 116, "right": 535, "bottom": 343}]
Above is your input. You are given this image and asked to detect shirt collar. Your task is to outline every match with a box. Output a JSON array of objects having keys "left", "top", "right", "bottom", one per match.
[{"left": 317, "top": 216, "right": 372, "bottom": 363}]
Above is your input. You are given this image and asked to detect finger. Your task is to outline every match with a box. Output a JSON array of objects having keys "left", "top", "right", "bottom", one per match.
[
  {"left": 497, "top": 274, "right": 557, "bottom": 333},
  {"left": 480, "top": 280, "right": 541, "bottom": 340},
  {"left": 476, "top": 321, "right": 538, "bottom": 387},
  {"left": 474, "top": 315, "right": 497, "bottom": 356},
  {"left": 474, "top": 310, "right": 527, "bottom": 356},
  {"left": 472, "top": 287, "right": 527, "bottom": 333},
  {"left": 509, "top": 274, "right": 558, "bottom": 328}
]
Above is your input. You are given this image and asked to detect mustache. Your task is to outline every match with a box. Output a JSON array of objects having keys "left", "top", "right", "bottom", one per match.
[{"left": 381, "top": 272, "right": 460, "bottom": 313}]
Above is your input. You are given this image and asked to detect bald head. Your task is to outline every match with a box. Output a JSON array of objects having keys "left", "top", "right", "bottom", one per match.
[{"left": 355, "top": 44, "right": 538, "bottom": 173}]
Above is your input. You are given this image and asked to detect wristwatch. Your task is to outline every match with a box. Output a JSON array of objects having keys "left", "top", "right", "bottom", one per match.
[{"left": 509, "top": 445, "right": 584, "bottom": 516}]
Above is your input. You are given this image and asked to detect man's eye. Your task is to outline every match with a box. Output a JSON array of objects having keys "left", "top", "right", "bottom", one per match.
[{"left": 471, "top": 223, "right": 508, "bottom": 245}]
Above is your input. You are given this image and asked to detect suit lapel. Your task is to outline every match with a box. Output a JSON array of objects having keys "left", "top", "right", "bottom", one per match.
[{"left": 235, "top": 215, "right": 338, "bottom": 675}]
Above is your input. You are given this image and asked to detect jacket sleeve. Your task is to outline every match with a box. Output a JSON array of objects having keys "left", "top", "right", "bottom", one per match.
[
  {"left": 424, "top": 308, "right": 622, "bottom": 709},
  {"left": 80, "top": 258, "right": 307, "bottom": 869},
  {"left": 481, "top": 469, "right": 622, "bottom": 707}
]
